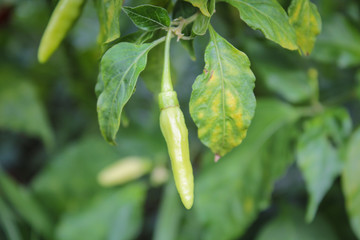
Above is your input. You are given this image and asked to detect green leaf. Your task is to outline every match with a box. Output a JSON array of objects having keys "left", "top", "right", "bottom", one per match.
[
  {"left": 256, "top": 205, "right": 338, "bottom": 240},
  {"left": 173, "top": 1, "right": 197, "bottom": 21},
  {"left": 123, "top": 4, "right": 170, "bottom": 31},
  {"left": 95, "top": 0, "right": 123, "bottom": 44},
  {"left": 95, "top": 73, "right": 104, "bottom": 98},
  {"left": 178, "top": 210, "right": 202, "bottom": 240},
  {"left": 312, "top": 14, "right": 360, "bottom": 68},
  {"left": 0, "top": 198, "right": 21, "bottom": 240},
  {"left": 97, "top": 38, "right": 164, "bottom": 143},
  {"left": 141, "top": 42, "right": 165, "bottom": 94},
  {"left": 192, "top": 15, "right": 209, "bottom": 35},
  {"left": 0, "top": 69, "right": 54, "bottom": 149},
  {"left": 288, "top": 0, "right": 321, "bottom": 55},
  {"left": 31, "top": 137, "right": 120, "bottom": 216},
  {"left": 31, "top": 128, "right": 164, "bottom": 216},
  {"left": 102, "top": 31, "right": 155, "bottom": 54},
  {"left": 356, "top": 70, "right": 360, "bottom": 100},
  {"left": 192, "top": 0, "right": 215, "bottom": 35},
  {"left": 180, "top": 39, "right": 196, "bottom": 61},
  {"left": 55, "top": 183, "right": 146, "bottom": 240},
  {"left": 114, "top": 127, "right": 167, "bottom": 159},
  {"left": 342, "top": 127, "right": 360, "bottom": 239},
  {"left": 323, "top": 108, "right": 352, "bottom": 146},
  {"left": 118, "top": 31, "right": 155, "bottom": 44},
  {"left": 187, "top": 99, "right": 299, "bottom": 240},
  {"left": 222, "top": 0, "right": 298, "bottom": 50},
  {"left": 141, "top": 38, "right": 178, "bottom": 94},
  {"left": 184, "top": 0, "right": 211, "bottom": 17},
  {"left": 189, "top": 26, "right": 256, "bottom": 156},
  {"left": 153, "top": 182, "right": 183, "bottom": 240},
  {"left": 296, "top": 108, "right": 351, "bottom": 222},
  {"left": 257, "top": 64, "right": 314, "bottom": 103},
  {"left": 0, "top": 169, "right": 53, "bottom": 238}
]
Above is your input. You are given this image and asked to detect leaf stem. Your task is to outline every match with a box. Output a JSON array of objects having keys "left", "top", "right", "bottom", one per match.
[
  {"left": 308, "top": 68, "right": 320, "bottom": 107},
  {"left": 161, "top": 30, "right": 173, "bottom": 92},
  {"left": 297, "top": 104, "right": 324, "bottom": 117},
  {"left": 172, "top": 12, "right": 199, "bottom": 27},
  {"left": 171, "top": 12, "right": 199, "bottom": 41},
  {"left": 183, "top": 12, "right": 199, "bottom": 25}
]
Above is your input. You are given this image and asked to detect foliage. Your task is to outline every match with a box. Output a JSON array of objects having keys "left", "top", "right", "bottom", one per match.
[{"left": 0, "top": 0, "right": 360, "bottom": 239}]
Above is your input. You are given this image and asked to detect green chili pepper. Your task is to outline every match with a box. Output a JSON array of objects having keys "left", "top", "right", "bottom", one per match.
[
  {"left": 159, "top": 30, "right": 194, "bottom": 209},
  {"left": 38, "top": 0, "right": 86, "bottom": 63}
]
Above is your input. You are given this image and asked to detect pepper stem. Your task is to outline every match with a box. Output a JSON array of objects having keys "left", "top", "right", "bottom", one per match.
[{"left": 161, "top": 30, "right": 173, "bottom": 92}]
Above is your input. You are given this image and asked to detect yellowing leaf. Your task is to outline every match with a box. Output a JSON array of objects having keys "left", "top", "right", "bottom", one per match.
[
  {"left": 95, "top": 0, "right": 123, "bottom": 44},
  {"left": 222, "top": 0, "right": 298, "bottom": 50},
  {"left": 288, "top": 0, "right": 322, "bottom": 55},
  {"left": 189, "top": 26, "right": 256, "bottom": 157}
]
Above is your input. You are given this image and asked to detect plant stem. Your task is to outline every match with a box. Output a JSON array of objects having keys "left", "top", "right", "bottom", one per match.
[
  {"left": 172, "top": 12, "right": 199, "bottom": 27},
  {"left": 161, "top": 30, "right": 173, "bottom": 92},
  {"left": 183, "top": 12, "right": 199, "bottom": 26}
]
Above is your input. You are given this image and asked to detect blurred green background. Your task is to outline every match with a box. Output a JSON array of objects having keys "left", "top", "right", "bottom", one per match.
[{"left": 1, "top": 0, "right": 360, "bottom": 239}]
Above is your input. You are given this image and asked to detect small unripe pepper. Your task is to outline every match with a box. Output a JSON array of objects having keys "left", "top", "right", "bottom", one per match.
[
  {"left": 159, "top": 30, "right": 194, "bottom": 209},
  {"left": 97, "top": 156, "right": 152, "bottom": 187},
  {"left": 38, "top": 0, "right": 86, "bottom": 63}
]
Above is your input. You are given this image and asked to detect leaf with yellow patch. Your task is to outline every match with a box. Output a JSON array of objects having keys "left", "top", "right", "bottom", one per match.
[
  {"left": 288, "top": 0, "right": 322, "bottom": 55},
  {"left": 95, "top": 0, "right": 123, "bottom": 44},
  {"left": 221, "top": 0, "right": 298, "bottom": 50},
  {"left": 189, "top": 26, "right": 256, "bottom": 157}
]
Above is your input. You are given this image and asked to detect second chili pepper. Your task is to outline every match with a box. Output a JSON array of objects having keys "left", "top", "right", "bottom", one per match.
[{"left": 38, "top": 0, "right": 86, "bottom": 63}]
